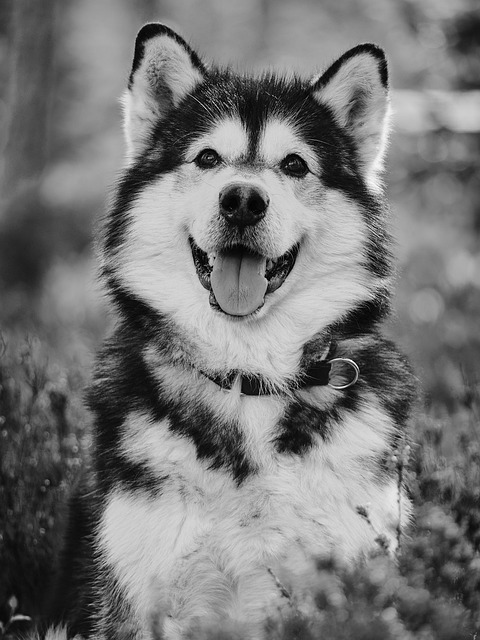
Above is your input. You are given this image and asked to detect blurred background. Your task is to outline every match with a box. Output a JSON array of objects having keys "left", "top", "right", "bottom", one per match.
[{"left": 1, "top": 0, "right": 479, "bottom": 409}]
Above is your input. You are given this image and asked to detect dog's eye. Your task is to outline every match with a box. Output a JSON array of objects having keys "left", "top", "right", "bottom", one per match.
[
  {"left": 281, "top": 155, "right": 309, "bottom": 178},
  {"left": 195, "top": 149, "right": 221, "bottom": 169}
]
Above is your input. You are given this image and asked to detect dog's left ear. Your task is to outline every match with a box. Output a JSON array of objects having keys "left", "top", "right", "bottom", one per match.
[
  {"left": 311, "top": 44, "right": 390, "bottom": 181},
  {"left": 123, "top": 24, "right": 206, "bottom": 159}
]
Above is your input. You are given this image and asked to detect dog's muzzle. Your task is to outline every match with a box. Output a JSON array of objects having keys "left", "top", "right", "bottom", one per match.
[{"left": 190, "top": 182, "right": 298, "bottom": 317}]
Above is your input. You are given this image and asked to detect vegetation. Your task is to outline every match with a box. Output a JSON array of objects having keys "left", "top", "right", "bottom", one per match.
[{"left": 0, "top": 335, "right": 92, "bottom": 635}]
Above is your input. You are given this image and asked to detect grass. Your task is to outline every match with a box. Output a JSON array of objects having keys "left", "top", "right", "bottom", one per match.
[
  {"left": 0, "top": 332, "right": 92, "bottom": 637},
  {"left": 0, "top": 323, "right": 479, "bottom": 639}
]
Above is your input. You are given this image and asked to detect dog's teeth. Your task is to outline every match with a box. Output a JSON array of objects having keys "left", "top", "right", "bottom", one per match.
[
  {"left": 267, "top": 259, "right": 274, "bottom": 271},
  {"left": 208, "top": 253, "right": 216, "bottom": 267}
]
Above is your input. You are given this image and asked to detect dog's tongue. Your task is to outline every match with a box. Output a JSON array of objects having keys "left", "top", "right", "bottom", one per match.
[{"left": 211, "top": 248, "right": 268, "bottom": 316}]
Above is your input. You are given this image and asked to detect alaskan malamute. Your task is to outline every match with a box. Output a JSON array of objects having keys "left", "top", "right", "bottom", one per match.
[{"left": 51, "top": 23, "right": 415, "bottom": 640}]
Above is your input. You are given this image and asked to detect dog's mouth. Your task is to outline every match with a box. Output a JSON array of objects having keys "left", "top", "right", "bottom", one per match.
[{"left": 190, "top": 239, "right": 299, "bottom": 317}]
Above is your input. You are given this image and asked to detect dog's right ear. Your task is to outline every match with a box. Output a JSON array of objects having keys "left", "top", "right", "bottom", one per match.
[{"left": 123, "top": 24, "right": 206, "bottom": 159}]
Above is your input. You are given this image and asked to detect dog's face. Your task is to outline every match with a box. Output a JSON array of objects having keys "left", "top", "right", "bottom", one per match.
[{"left": 104, "top": 25, "right": 392, "bottom": 369}]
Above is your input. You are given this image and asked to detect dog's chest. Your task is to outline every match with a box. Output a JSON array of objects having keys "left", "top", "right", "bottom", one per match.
[
  {"left": 102, "top": 415, "right": 332, "bottom": 571},
  {"left": 99, "top": 399, "right": 396, "bottom": 633},
  {"left": 100, "top": 453, "right": 337, "bottom": 629}
]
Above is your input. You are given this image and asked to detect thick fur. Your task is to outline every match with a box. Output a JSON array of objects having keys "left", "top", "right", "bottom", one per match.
[{"left": 50, "top": 24, "right": 415, "bottom": 640}]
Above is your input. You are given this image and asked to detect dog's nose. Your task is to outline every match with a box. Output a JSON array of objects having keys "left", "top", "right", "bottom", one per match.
[{"left": 219, "top": 184, "right": 269, "bottom": 228}]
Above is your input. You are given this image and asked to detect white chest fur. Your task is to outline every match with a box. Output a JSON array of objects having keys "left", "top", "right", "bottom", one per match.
[{"left": 98, "top": 398, "right": 405, "bottom": 637}]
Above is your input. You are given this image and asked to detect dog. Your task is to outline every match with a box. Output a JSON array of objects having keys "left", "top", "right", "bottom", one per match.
[{"left": 49, "top": 23, "right": 415, "bottom": 640}]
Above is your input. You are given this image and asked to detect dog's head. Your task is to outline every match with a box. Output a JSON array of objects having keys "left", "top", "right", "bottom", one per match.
[{"left": 104, "top": 25, "right": 392, "bottom": 369}]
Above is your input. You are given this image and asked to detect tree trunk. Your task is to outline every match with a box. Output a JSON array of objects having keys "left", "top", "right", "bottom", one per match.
[{"left": 0, "top": 0, "right": 59, "bottom": 205}]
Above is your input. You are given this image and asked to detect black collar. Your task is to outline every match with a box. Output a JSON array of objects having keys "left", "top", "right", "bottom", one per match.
[
  {"left": 204, "top": 362, "right": 333, "bottom": 396},
  {"left": 200, "top": 343, "right": 360, "bottom": 396}
]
